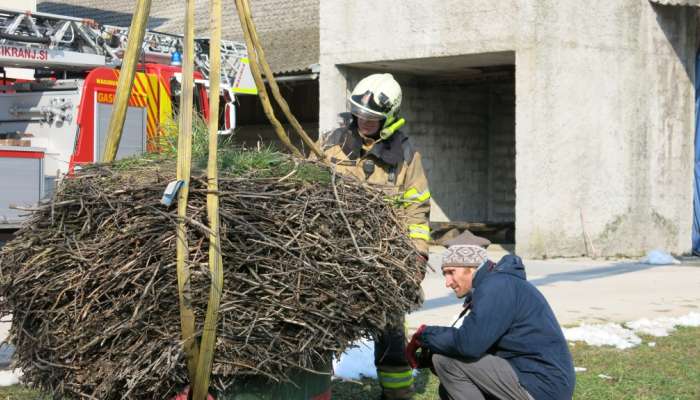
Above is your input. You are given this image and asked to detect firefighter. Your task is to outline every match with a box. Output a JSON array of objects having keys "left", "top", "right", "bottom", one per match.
[{"left": 319, "top": 73, "right": 430, "bottom": 399}]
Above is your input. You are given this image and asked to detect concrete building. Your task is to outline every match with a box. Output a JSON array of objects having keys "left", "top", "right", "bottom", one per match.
[{"left": 320, "top": 0, "right": 699, "bottom": 258}]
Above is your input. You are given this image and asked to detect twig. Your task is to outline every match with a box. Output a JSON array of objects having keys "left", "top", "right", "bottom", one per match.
[{"left": 330, "top": 167, "right": 362, "bottom": 257}]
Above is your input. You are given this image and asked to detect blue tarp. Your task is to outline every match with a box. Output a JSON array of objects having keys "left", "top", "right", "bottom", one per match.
[{"left": 692, "top": 52, "right": 700, "bottom": 255}]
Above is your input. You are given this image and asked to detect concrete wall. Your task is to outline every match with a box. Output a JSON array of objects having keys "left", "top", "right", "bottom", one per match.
[
  {"left": 488, "top": 82, "right": 516, "bottom": 222},
  {"left": 403, "top": 81, "right": 492, "bottom": 223},
  {"left": 320, "top": 0, "right": 697, "bottom": 258},
  {"left": 319, "top": 0, "right": 519, "bottom": 133},
  {"left": 404, "top": 79, "right": 515, "bottom": 223},
  {"left": 516, "top": 1, "right": 696, "bottom": 258}
]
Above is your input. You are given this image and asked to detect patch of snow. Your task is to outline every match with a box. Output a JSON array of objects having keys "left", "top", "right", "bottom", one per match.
[
  {"left": 0, "top": 343, "right": 14, "bottom": 368},
  {"left": 574, "top": 367, "right": 587, "bottom": 372},
  {"left": 332, "top": 340, "right": 419, "bottom": 381},
  {"left": 627, "top": 317, "right": 676, "bottom": 337},
  {"left": 0, "top": 320, "right": 9, "bottom": 342},
  {"left": 641, "top": 250, "right": 680, "bottom": 265},
  {"left": 0, "top": 369, "right": 21, "bottom": 387},
  {"left": 627, "top": 312, "right": 700, "bottom": 337},
  {"left": 676, "top": 312, "right": 700, "bottom": 327},
  {"left": 564, "top": 312, "right": 700, "bottom": 349},
  {"left": 562, "top": 323, "right": 641, "bottom": 350},
  {"left": 333, "top": 340, "right": 377, "bottom": 380}
]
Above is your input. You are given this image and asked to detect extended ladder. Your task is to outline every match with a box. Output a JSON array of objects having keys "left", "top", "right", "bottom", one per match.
[{"left": 0, "top": 8, "right": 254, "bottom": 92}]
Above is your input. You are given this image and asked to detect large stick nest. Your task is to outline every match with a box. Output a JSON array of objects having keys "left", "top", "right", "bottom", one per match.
[{"left": 0, "top": 155, "right": 424, "bottom": 399}]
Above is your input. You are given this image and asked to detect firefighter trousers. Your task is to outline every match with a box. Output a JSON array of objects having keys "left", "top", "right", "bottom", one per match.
[{"left": 374, "top": 316, "right": 414, "bottom": 398}]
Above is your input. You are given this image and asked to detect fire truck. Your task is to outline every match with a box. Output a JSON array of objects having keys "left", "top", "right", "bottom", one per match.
[{"left": 0, "top": 7, "right": 256, "bottom": 230}]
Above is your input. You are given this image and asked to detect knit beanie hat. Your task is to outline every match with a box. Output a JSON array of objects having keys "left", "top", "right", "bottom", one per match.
[{"left": 442, "top": 245, "right": 488, "bottom": 268}]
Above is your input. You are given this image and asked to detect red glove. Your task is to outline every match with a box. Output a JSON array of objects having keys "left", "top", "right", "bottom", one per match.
[{"left": 405, "top": 324, "right": 427, "bottom": 369}]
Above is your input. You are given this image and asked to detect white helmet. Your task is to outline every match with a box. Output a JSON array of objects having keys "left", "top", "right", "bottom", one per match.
[{"left": 348, "top": 73, "right": 402, "bottom": 128}]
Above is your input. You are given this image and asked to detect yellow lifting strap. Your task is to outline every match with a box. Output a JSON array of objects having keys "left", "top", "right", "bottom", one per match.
[
  {"left": 191, "top": 0, "right": 225, "bottom": 398},
  {"left": 104, "top": 0, "right": 203, "bottom": 389},
  {"left": 102, "top": 0, "right": 151, "bottom": 162},
  {"left": 237, "top": 0, "right": 323, "bottom": 159},
  {"left": 176, "top": 0, "right": 200, "bottom": 387},
  {"left": 234, "top": 0, "right": 302, "bottom": 158}
]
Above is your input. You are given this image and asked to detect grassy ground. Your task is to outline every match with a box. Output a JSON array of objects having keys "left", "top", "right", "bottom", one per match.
[
  {"left": 1, "top": 326, "right": 698, "bottom": 399},
  {"left": 571, "top": 326, "right": 700, "bottom": 400},
  {"left": 0, "top": 385, "right": 46, "bottom": 400}
]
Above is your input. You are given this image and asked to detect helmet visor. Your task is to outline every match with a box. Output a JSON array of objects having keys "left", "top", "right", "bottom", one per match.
[{"left": 348, "top": 100, "right": 385, "bottom": 121}]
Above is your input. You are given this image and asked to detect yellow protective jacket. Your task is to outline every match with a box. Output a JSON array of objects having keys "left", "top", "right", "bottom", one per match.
[{"left": 317, "top": 120, "right": 431, "bottom": 254}]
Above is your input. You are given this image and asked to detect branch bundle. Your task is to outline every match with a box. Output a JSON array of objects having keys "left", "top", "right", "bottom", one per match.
[{"left": 0, "top": 158, "right": 424, "bottom": 399}]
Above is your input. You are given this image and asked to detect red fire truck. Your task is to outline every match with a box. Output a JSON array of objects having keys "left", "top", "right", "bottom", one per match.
[{"left": 0, "top": 8, "right": 256, "bottom": 229}]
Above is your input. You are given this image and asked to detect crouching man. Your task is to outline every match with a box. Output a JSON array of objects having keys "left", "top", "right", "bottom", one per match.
[{"left": 406, "top": 245, "right": 575, "bottom": 400}]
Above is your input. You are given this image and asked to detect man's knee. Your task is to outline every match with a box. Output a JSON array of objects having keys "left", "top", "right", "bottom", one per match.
[
  {"left": 432, "top": 354, "right": 484, "bottom": 400},
  {"left": 431, "top": 353, "right": 491, "bottom": 380},
  {"left": 431, "top": 353, "right": 456, "bottom": 376}
]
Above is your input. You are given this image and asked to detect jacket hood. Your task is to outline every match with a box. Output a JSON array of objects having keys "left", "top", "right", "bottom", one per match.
[
  {"left": 472, "top": 255, "right": 527, "bottom": 289},
  {"left": 494, "top": 254, "right": 527, "bottom": 280}
]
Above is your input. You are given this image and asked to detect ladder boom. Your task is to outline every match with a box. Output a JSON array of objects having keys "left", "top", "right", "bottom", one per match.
[{"left": 0, "top": 8, "right": 255, "bottom": 93}]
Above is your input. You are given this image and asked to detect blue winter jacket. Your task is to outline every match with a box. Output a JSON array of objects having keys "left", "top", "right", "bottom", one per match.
[{"left": 420, "top": 255, "right": 575, "bottom": 400}]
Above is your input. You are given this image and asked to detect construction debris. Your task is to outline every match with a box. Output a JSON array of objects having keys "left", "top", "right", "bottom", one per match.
[{"left": 0, "top": 154, "right": 424, "bottom": 399}]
